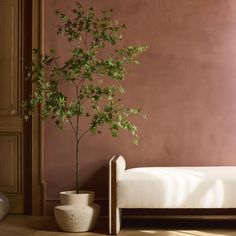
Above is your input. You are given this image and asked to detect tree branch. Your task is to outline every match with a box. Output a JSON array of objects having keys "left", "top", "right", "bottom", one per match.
[
  {"left": 77, "top": 77, "right": 85, "bottom": 125},
  {"left": 68, "top": 117, "right": 77, "bottom": 139},
  {"left": 81, "top": 32, "right": 88, "bottom": 50},
  {"left": 76, "top": 84, "right": 79, "bottom": 139},
  {"left": 65, "top": 103, "right": 77, "bottom": 140},
  {"left": 85, "top": 32, "right": 88, "bottom": 50},
  {"left": 78, "top": 127, "right": 91, "bottom": 143}
]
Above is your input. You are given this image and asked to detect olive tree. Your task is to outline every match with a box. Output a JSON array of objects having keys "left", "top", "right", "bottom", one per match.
[{"left": 23, "top": 2, "right": 147, "bottom": 193}]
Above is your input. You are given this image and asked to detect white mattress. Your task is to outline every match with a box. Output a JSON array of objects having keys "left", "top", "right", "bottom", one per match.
[{"left": 117, "top": 166, "right": 236, "bottom": 208}]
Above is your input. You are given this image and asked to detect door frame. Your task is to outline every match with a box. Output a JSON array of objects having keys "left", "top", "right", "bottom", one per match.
[{"left": 30, "top": 0, "right": 46, "bottom": 215}]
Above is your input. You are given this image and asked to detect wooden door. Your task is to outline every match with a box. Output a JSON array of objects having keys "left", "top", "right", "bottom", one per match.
[{"left": 0, "top": 0, "right": 29, "bottom": 214}]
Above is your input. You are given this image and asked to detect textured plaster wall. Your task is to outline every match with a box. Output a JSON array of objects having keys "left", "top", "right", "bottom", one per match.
[{"left": 44, "top": 0, "right": 236, "bottom": 214}]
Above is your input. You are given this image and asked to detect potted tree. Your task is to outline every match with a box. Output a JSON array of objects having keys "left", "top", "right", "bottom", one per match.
[{"left": 23, "top": 2, "right": 147, "bottom": 232}]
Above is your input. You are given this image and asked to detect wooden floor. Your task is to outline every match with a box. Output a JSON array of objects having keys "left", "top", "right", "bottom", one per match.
[{"left": 1, "top": 215, "right": 236, "bottom": 236}]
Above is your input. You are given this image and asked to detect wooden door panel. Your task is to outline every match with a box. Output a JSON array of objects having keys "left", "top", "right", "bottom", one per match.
[
  {"left": 0, "top": 136, "right": 16, "bottom": 188},
  {"left": 0, "top": 134, "right": 21, "bottom": 193},
  {"left": 0, "top": 117, "right": 23, "bottom": 132},
  {"left": 0, "top": 0, "right": 18, "bottom": 117},
  {"left": 0, "top": 0, "right": 24, "bottom": 214},
  {"left": 0, "top": 134, "right": 23, "bottom": 213}
]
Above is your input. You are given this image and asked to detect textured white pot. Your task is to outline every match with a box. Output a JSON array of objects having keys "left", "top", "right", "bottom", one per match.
[
  {"left": 0, "top": 193, "right": 9, "bottom": 221},
  {"left": 54, "top": 191, "right": 100, "bottom": 232}
]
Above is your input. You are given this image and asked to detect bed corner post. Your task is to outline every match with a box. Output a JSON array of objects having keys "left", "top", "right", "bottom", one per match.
[{"left": 109, "top": 155, "right": 125, "bottom": 234}]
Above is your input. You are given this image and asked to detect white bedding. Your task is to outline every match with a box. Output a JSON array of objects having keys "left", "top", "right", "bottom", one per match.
[{"left": 117, "top": 166, "right": 236, "bottom": 208}]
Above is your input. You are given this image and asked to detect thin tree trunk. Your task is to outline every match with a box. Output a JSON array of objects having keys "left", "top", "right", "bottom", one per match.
[
  {"left": 76, "top": 83, "right": 80, "bottom": 194},
  {"left": 76, "top": 138, "right": 79, "bottom": 194}
]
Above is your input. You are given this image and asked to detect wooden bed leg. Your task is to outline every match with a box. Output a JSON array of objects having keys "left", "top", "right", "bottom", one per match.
[{"left": 110, "top": 207, "right": 122, "bottom": 235}]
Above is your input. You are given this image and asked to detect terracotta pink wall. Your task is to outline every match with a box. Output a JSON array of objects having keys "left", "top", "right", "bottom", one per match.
[{"left": 44, "top": 0, "right": 236, "bottom": 214}]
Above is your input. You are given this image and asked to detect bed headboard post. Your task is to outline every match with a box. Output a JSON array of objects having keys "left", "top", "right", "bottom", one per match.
[{"left": 109, "top": 155, "right": 126, "bottom": 234}]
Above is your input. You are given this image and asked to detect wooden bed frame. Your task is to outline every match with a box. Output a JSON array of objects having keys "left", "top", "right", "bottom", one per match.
[{"left": 109, "top": 155, "right": 236, "bottom": 234}]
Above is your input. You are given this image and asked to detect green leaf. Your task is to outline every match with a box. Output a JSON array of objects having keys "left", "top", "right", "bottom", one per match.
[{"left": 23, "top": 2, "right": 147, "bottom": 145}]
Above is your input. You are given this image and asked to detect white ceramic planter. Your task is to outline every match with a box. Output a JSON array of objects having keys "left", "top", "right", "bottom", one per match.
[
  {"left": 0, "top": 193, "right": 9, "bottom": 221},
  {"left": 54, "top": 191, "right": 100, "bottom": 232}
]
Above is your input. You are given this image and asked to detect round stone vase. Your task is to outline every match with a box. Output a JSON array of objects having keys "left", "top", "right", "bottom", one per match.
[
  {"left": 54, "top": 191, "right": 100, "bottom": 232},
  {"left": 0, "top": 192, "right": 9, "bottom": 221}
]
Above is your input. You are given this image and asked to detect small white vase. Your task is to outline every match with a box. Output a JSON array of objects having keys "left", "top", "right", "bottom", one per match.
[
  {"left": 54, "top": 191, "right": 100, "bottom": 232},
  {"left": 0, "top": 193, "right": 9, "bottom": 221}
]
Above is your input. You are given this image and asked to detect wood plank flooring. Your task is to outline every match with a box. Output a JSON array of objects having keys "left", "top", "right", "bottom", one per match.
[{"left": 0, "top": 215, "right": 236, "bottom": 236}]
